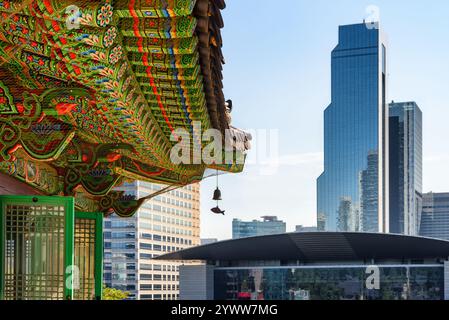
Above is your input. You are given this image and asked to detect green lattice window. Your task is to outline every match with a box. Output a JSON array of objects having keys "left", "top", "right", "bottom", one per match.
[
  {"left": 0, "top": 196, "right": 103, "bottom": 300},
  {"left": 74, "top": 212, "right": 103, "bottom": 300},
  {"left": 0, "top": 196, "right": 73, "bottom": 300}
]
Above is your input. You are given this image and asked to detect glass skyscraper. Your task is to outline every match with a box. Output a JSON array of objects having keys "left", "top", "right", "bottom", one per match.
[
  {"left": 389, "top": 102, "right": 423, "bottom": 236},
  {"left": 317, "top": 23, "right": 389, "bottom": 232},
  {"left": 420, "top": 193, "right": 449, "bottom": 241},
  {"left": 232, "top": 216, "right": 286, "bottom": 239}
]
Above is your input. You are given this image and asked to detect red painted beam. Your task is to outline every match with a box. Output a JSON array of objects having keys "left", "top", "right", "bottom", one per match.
[{"left": 0, "top": 172, "right": 42, "bottom": 195}]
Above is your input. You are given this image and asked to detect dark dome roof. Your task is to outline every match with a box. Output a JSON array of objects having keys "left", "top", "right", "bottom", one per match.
[{"left": 155, "top": 232, "right": 449, "bottom": 262}]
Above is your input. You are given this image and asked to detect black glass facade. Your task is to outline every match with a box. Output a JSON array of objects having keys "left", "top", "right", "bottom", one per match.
[
  {"left": 317, "top": 23, "right": 389, "bottom": 232},
  {"left": 215, "top": 266, "right": 444, "bottom": 300},
  {"left": 389, "top": 102, "right": 423, "bottom": 236}
]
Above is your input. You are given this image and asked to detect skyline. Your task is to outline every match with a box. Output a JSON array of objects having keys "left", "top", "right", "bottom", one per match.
[
  {"left": 0, "top": 0, "right": 448, "bottom": 304},
  {"left": 201, "top": 0, "right": 449, "bottom": 240}
]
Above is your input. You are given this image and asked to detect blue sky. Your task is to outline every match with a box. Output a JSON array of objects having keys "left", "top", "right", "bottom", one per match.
[{"left": 200, "top": 0, "right": 449, "bottom": 240}]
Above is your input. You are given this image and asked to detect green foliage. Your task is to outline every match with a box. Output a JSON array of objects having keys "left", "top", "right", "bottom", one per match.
[{"left": 102, "top": 286, "right": 130, "bottom": 300}]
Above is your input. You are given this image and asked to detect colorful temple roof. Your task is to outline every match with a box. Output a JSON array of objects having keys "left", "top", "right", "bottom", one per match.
[{"left": 0, "top": 0, "right": 250, "bottom": 216}]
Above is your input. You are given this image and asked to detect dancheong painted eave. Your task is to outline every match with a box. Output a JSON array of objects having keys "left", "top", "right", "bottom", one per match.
[{"left": 0, "top": 0, "right": 251, "bottom": 216}]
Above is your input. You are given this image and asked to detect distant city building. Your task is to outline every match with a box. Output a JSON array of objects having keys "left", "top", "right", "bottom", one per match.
[
  {"left": 420, "top": 193, "right": 449, "bottom": 241},
  {"left": 317, "top": 214, "right": 326, "bottom": 232},
  {"left": 338, "top": 197, "right": 353, "bottom": 232},
  {"left": 104, "top": 181, "right": 200, "bottom": 300},
  {"left": 232, "top": 216, "right": 286, "bottom": 239},
  {"left": 295, "top": 225, "right": 318, "bottom": 233},
  {"left": 389, "top": 102, "right": 423, "bottom": 236},
  {"left": 201, "top": 238, "right": 218, "bottom": 245},
  {"left": 317, "top": 23, "right": 389, "bottom": 233},
  {"left": 158, "top": 233, "right": 449, "bottom": 300}
]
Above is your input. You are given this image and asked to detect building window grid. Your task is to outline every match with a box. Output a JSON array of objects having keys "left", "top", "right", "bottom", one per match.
[{"left": 105, "top": 182, "right": 199, "bottom": 301}]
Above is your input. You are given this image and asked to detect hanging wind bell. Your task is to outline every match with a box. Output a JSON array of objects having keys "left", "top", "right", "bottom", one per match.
[
  {"left": 213, "top": 187, "right": 222, "bottom": 201},
  {"left": 211, "top": 169, "right": 225, "bottom": 215}
]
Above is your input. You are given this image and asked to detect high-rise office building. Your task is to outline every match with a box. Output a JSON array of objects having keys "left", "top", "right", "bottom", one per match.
[
  {"left": 201, "top": 238, "right": 218, "bottom": 245},
  {"left": 389, "top": 102, "right": 423, "bottom": 236},
  {"left": 295, "top": 225, "right": 318, "bottom": 233},
  {"left": 420, "top": 193, "right": 449, "bottom": 241},
  {"left": 232, "top": 216, "right": 286, "bottom": 239},
  {"left": 317, "top": 23, "right": 389, "bottom": 233},
  {"left": 103, "top": 181, "right": 200, "bottom": 300}
]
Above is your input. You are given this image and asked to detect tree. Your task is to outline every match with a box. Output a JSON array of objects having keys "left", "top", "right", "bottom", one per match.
[{"left": 102, "top": 286, "right": 130, "bottom": 300}]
